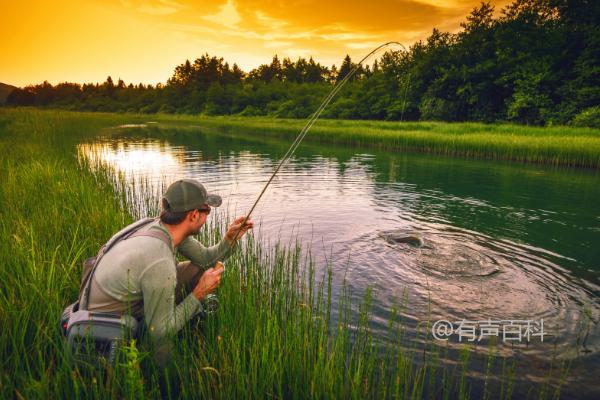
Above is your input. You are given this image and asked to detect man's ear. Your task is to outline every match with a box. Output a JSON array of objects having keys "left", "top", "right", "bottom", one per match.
[{"left": 187, "top": 209, "right": 197, "bottom": 222}]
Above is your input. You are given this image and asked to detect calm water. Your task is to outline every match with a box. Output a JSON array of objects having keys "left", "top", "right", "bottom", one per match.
[{"left": 79, "top": 124, "right": 600, "bottom": 397}]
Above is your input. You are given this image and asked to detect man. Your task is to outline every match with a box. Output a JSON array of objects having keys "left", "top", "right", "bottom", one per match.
[{"left": 86, "top": 178, "right": 253, "bottom": 354}]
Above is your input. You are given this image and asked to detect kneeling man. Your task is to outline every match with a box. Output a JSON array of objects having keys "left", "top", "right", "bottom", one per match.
[{"left": 86, "top": 179, "right": 253, "bottom": 356}]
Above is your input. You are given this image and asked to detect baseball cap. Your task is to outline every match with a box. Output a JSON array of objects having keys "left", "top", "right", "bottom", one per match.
[{"left": 163, "top": 179, "right": 222, "bottom": 212}]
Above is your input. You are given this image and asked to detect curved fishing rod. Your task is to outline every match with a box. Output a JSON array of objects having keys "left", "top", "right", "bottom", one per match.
[{"left": 231, "top": 41, "right": 407, "bottom": 242}]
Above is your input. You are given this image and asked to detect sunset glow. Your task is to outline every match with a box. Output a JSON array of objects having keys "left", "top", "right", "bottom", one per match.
[{"left": 1, "top": 0, "right": 511, "bottom": 87}]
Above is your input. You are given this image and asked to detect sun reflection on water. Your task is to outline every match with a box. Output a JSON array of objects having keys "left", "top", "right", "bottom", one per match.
[{"left": 78, "top": 140, "right": 186, "bottom": 182}]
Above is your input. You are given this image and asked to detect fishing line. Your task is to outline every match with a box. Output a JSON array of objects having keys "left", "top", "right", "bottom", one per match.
[
  {"left": 400, "top": 70, "right": 411, "bottom": 122},
  {"left": 231, "top": 41, "right": 408, "bottom": 242}
]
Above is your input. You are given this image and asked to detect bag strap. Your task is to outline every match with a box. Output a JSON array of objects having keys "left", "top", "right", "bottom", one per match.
[
  {"left": 128, "top": 229, "right": 172, "bottom": 246},
  {"left": 80, "top": 217, "right": 169, "bottom": 310}
]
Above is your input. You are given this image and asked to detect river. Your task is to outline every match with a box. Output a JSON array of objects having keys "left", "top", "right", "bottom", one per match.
[{"left": 78, "top": 123, "right": 600, "bottom": 398}]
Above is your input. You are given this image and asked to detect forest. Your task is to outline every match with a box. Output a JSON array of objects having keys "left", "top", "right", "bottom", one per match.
[{"left": 5, "top": 0, "right": 599, "bottom": 126}]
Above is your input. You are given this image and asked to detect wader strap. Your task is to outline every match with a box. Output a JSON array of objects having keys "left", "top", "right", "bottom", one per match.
[{"left": 80, "top": 217, "right": 170, "bottom": 310}]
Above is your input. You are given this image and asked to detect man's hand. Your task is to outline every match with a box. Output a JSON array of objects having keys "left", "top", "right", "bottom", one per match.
[
  {"left": 193, "top": 262, "right": 224, "bottom": 301},
  {"left": 224, "top": 216, "right": 254, "bottom": 244}
]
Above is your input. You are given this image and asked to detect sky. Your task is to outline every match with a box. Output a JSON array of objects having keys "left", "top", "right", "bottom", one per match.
[{"left": 0, "top": 0, "right": 512, "bottom": 87}]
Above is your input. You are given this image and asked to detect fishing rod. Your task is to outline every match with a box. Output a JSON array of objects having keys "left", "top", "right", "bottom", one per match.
[
  {"left": 204, "top": 42, "right": 408, "bottom": 314},
  {"left": 230, "top": 41, "right": 408, "bottom": 242}
]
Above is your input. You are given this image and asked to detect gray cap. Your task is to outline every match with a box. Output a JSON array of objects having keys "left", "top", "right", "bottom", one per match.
[{"left": 163, "top": 179, "right": 222, "bottom": 212}]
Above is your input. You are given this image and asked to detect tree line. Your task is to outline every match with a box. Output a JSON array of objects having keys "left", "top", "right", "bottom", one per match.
[{"left": 5, "top": 0, "right": 599, "bottom": 126}]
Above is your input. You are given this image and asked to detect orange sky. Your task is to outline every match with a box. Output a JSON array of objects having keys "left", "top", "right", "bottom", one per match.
[{"left": 0, "top": 0, "right": 512, "bottom": 87}]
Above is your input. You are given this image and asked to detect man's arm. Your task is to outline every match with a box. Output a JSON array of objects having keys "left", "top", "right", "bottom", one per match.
[
  {"left": 178, "top": 236, "right": 232, "bottom": 269},
  {"left": 178, "top": 216, "right": 254, "bottom": 268},
  {"left": 140, "top": 258, "right": 201, "bottom": 341}
]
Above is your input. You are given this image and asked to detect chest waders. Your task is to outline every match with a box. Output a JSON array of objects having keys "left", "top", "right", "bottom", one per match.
[{"left": 61, "top": 217, "right": 170, "bottom": 365}]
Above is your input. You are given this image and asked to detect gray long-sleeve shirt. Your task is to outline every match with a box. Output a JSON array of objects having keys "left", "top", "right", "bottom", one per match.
[{"left": 89, "top": 219, "right": 231, "bottom": 341}]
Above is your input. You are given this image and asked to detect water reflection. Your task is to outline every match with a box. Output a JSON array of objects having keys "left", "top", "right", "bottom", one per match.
[
  {"left": 78, "top": 127, "right": 600, "bottom": 397},
  {"left": 79, "top": 140, "right": 185, "bottom": 179}
]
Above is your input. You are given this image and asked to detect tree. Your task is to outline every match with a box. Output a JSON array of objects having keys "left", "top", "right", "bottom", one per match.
[
  {"left": 305, "top": 57, "right": 327, "bottom": 83},
  {"left": 9, "top": 0, "right": 596, "bottom": 124},
  {"left": 6, "top": 88, "right": 35, "bottom": 106},
  {"left": 336, "top": 55, "right": 354, "bottom": 83},
  {"left": 248, "top": 55, "right": 283, "bottom": 83},
  {"left": 103, "top": 76, "right": 115, "bottom": 98}
]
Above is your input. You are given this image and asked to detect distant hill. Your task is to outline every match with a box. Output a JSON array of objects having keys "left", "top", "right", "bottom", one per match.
[{"left": 0, "top": 82, "right": 17, "bottom": 104}]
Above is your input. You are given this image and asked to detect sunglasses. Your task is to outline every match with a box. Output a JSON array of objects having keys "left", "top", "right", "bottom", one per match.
[{"left": 197, "top": 206, "right": 211, "bottom": 215}]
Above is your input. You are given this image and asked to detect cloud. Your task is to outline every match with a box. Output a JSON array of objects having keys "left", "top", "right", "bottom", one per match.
[
  {"left": 238, "top": 0, "right": 457, "bottom": 32},
  {"left": 3, "top": 0, "right": 515, "bottom": 86},
  {"left": 319, "top": 32, "right": 380, "bottom": 42},
  {"left": 264, "top": 40, "right": 293, "bottom": 48},
  {"left": 202, "top": 0, "right": 241, "bottom": 26},
  {"left": 345, "top": 41, "right": 389, "bottom": 50},
  {"left": 120, "top": 0, "right": 184, "bottom": 15},
  {"left": 254, "top": 11, "right": 289, "bottom": 30},
  {"left": 111, "top": 0, "right": 515, "bottom": 75},
  {"left": 281, "top": 47, "right": 314, "bottom": 58}
]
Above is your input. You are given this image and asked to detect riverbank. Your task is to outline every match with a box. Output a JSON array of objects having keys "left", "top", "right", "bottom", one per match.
[
  {"left": 133, "top": 112, "right": 599, "bottom": 169},
  {"left": 4, "top": 108, "right": 600, "bottom": 168},
  {"left": 196, "top": 117, "right": 600, "bottom": 169},
  {"left": 0, "top": 108, "right": 572, "bottom": 398}
]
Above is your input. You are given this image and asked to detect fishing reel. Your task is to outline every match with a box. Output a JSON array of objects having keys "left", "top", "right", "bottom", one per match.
[
  {"left": 203, "top": 294, "right": 219, "bottom": 314},
  {"left": 201, "top": 261, "right": 224, "bottom": 315}
]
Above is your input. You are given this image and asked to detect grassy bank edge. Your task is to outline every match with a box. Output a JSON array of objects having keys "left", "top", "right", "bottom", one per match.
[{"left": 5, "top": 107, "right": 600, "bottom": 168}]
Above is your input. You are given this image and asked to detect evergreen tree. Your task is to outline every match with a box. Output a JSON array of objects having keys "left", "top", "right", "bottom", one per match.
[{"left": 336, "top": 55, "right": 354, "bottom": 83}]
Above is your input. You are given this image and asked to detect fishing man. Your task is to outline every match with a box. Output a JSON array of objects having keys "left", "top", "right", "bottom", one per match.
[{"left": 85, "top": 179, "right": 253, "bottom": 360}]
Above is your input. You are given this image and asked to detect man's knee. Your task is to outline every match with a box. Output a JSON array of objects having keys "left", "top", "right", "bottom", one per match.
[{"left": 175, "top": 262, "right": 204, "bottom": 300}]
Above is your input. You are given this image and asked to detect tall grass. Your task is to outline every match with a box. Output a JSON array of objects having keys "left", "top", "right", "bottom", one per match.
[
  {"left": 184, "top": 116, "right": 600, "bottom": 169},
  {"left": 0, "top": 108, "right": 572, "bottom": 398}
]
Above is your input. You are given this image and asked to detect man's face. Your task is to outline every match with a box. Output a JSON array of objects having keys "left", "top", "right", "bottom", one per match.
[{"left": 189, "top": 205, "right": 210, "bottom": 235}]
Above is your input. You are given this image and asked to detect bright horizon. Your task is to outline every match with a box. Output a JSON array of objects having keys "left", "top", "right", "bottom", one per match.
[{"left": 1, "top": 0, "right": 511, "bottom": 87}]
